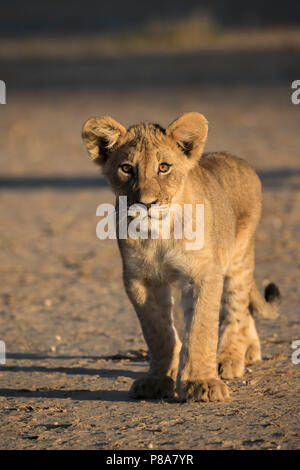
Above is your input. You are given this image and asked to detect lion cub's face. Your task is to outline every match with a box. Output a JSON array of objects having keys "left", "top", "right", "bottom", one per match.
[
  {"left": 100, "top": 123, "right": 190, "bottom": 207},
  {"left": 82, "top": 113, "right": 208, "bottom": 207}
]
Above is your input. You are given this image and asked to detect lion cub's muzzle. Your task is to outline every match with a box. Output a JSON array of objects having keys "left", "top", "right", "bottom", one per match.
[{"left": 127, "top": 201, "right": 170, "bottom": 220}]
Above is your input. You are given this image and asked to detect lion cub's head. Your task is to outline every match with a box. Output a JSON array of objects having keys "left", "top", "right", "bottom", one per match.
[{"left": 82, "top": 112, "right": 208, "bottom": 207}]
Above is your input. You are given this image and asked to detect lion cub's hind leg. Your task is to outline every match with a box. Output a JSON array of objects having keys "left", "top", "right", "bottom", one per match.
[{"left": 218, "top": 249, "right": 261, "bottom": 380}]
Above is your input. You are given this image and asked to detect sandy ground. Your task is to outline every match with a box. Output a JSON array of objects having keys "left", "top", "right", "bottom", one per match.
[{"left": 0, "top": 85, "right": 299, "bottom": 449}]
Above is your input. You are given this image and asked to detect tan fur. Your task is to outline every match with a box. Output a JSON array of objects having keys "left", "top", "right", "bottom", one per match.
[{"left": 82, "top": 112, "right": 280, "bottom": 402}]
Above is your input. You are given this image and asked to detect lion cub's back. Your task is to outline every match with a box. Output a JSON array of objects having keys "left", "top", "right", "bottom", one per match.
[{"left": 200, "top": 151, "right": 262, "bottom": 225}]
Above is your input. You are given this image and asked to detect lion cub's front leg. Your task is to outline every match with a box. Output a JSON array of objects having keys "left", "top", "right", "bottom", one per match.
[
  {"left": 178, "top": 275, "right": 229, "bottom": 402},
  {"left": 124, "top": 276, "right": 182, "bottom": 399}
]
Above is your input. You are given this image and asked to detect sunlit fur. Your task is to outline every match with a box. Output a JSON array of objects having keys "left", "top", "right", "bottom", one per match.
[{"left": 82, "top": 112, "right": 280, "bottom": 402}]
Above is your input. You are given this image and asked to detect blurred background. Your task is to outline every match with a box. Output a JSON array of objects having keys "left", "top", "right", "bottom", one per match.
[
  {"left": 1, "top": 0, "right": 300, "bottom": 94},
  {"left": 0, "top": 0, "right": 300, "bottom": 450},
  {"left": 0, "top": 0, "right": 300, "bottom": 175},
  {"left": 0, "top": 0, "right": 300, "bottom": 173}
]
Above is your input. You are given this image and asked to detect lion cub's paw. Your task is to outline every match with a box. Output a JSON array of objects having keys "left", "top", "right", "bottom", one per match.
[
  {"left": 218, "top": 355, "right": 245, "bottom": 380},
  {"left": 245, "top": 342, "right": 262, "bottom": 365},
  {"left": 129, "top": 375, "right": 175, "bottom": 400},
  {"left": 178, "top": 378, "right": 229, "bottom": 402}
]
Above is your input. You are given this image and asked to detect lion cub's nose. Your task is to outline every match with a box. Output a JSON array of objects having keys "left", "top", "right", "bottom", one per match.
[{"left": 136, "top": 199, "right": 158, "bottom": 210}]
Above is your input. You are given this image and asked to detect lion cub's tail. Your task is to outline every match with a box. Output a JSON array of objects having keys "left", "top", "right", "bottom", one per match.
[{"left": 249, "top": 281, "right": 281, "bottom": 319}]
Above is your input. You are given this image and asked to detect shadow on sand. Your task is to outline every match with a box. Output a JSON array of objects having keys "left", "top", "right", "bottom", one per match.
[{"left": 0, "top": 167, "right": 299, "bottom": 190}]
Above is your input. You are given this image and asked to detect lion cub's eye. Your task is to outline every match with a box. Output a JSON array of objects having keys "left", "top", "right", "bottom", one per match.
[
  {"left": 120, "top": 164, "right": 133, "bottom": 174},
  {"left": 159, "top": 163, "right": 171, "bottom": 174}
]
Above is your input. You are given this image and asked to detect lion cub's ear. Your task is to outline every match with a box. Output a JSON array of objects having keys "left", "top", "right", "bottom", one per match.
[
  {"left": 166, "top": 112, "right": 208, "bottom": 160},
  {"left": 82, "top": 116, "right": 126, "bottom": 165}
]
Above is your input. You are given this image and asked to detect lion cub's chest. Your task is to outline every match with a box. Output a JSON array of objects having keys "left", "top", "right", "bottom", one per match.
[{"left": 123, "top": 239, "right": 185, "bottom": 283}]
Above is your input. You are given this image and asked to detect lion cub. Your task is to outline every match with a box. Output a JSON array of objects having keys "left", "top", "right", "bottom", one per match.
[{"left": 82, "top": 112, "right": 280, "bottom": 402}]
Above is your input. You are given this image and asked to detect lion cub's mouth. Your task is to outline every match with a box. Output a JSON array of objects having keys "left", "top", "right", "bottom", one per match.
[{"left": 127, "top": 203, "right": 170, "bottom": 220}]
